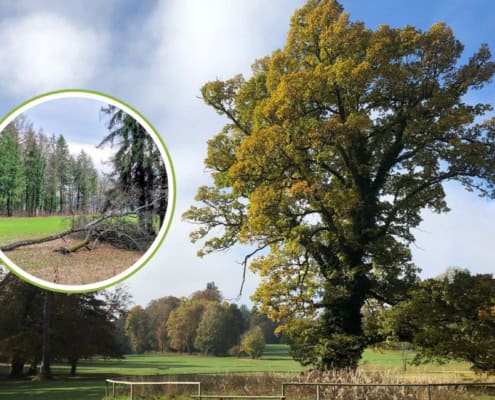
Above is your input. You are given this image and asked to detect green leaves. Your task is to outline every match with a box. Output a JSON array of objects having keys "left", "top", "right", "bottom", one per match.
[
  {"left": 378, "top": 271, "right": 495, "bottom": 373},
  {"left": 0, "top": 126, "right": 25, "bottom": 216},
  {"left": 241, "top": 326, "right": 265, "bottom": 359}
]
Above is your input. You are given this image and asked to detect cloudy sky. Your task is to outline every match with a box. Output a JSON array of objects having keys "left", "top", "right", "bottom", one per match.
[
  {"left": 0, "top": 0, "right": 494, "bottom": 306},
  {"left": 22, "top": 98, "right": 116, "bottom": 173}
]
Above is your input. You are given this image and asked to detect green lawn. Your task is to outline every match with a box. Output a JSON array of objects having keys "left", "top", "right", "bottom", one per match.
[
  {"left": 0, "top": 345, "right": 488, "bottom": 400},
  {"left": 85, "top": 345, "right": 301, "bottom": 375},
  {"left": 0, "top": 215, "right": 149, "bottom": 245},
  {"left": 360, "top": 349, "right": 477, "bottom": 380},
  {"left": 0, "top": 216, "right": 71, "bottom": 245},
  {"left": 0, "top": 379, "right": 104, "bottom": 400},
  {"left": 0, "top": 345, "right": 301, "bottom": 400},
  {"left": 0, "top": 345, "right": 303, "bottom": 379}
]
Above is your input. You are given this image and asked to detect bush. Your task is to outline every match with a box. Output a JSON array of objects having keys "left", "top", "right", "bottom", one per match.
[{"left": 241, "top": 326, "right": 265, "bottom": 359}]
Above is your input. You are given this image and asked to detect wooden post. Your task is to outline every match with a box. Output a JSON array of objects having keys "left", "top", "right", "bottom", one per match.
[
  {"left": 112, "top": 382, "right": 115, "bottom": 398},
  {"left": 316, "top": 384, "right": 320, "bottom": 400},
  {"left": 198, "top": 382, "right": 202, "bottom": 400},
  {"left": 130, "top": 383, "right": 133, "bottom": 400},
  {"left": 427, "top": 385, "right": 432, "bottom": 400}
]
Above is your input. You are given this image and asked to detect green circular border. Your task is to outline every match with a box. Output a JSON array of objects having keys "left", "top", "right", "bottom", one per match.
[{"left": 0, "top": 89, "right": 177, "bottom": 293}]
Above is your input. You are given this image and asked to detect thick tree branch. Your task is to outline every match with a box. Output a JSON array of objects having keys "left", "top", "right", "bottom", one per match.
[
  {"left": 237, "top": 239, "right": 282, "bottom": 297},
  {"left": 373, "top": 169, "right": 471, "bottom": 241},
  {"left": 371, "top": 117, "right": 406, "bottom": 193},
  {"left": 207, "top": 100, "right": 251, "bottom": 136}
]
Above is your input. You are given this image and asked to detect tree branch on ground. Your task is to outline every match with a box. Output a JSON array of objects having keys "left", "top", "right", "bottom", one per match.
[{"left": 1, "top": 201, "right": 160, "bottom": 253}]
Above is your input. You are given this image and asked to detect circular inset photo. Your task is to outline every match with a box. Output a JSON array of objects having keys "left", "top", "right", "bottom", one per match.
[{"left": 0, "top": 90, "right": 175, "bottom": 292}]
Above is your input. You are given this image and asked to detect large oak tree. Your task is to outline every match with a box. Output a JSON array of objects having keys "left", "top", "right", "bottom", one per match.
[{"left": 184, "top": 0, "right": 495, "bottom": 369}]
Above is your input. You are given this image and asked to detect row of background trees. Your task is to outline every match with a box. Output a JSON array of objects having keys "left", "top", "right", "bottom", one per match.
[
  {"left": 0, "top": 273, "right": 279, "bottom": 378},
  {"left": 0, "top": 269, "right": 131, "bottom": 377},
  {"left": 0, "top": 116, "right": 101, "bottom": 217},
  {"left": 0, "top": 107, "right": 169, "bottom": 232},
  {"left": 1, "top": 267, "right": 494, "bottom": 377},
  {"left": 124, "top": 282, "right": 280, "bottom": 358}
]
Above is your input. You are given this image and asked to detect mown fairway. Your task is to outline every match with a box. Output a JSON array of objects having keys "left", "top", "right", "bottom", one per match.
[
  {"left": 0, "top": 345, "right": 302, "bottom": 400},
  {"left": 0, "top": 216, "right": 71, "bottom": 245},
  {"left": 0, "top": 379, "right": 104, "bottom": 400},
  {"left": 0, "top": 345, "right": 487, "bottom": 400}
]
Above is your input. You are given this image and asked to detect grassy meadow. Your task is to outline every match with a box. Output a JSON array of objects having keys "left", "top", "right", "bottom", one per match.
[
  {"left": 0, "top": 216, "right": 71, "bottom": 245},
  {"left": 0, "top": 345, "right": 492, "bottom": 400}
]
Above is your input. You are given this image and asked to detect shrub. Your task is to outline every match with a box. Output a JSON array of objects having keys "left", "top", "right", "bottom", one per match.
[{"left": 241, "top": 326, "right": 265, "bottom": 359}]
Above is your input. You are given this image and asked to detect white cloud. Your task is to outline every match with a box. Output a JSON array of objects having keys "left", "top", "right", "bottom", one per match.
[
  {"left": 412, "top": 182, "right": 495, "bottom": 278},
  {"left": 67, "top": 142, "right": 115, "bottom": 174},
  {"left": 3, "top": 1, "right": 491, "bottom": 308},
  {"left": 119, "top": 1, "right": 305, "bottom": 306},
  {"left": 4, "top": 0, "right": 121, "bottom": 27},
  {"left": 0, "top": 12, "right": 108, "bottom": 97},
  {"left": 132, "top": 0, "right": 305, "bottom": 116}
]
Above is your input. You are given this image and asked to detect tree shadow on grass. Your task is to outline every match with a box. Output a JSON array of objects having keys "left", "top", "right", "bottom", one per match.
[{"left": 0, "top": 379, "right": 103, "bottom": 400}]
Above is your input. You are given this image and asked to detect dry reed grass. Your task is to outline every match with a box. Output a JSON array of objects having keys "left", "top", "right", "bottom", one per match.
[{"left": 105, "top": 370, "right": 495, "bottom": 400}]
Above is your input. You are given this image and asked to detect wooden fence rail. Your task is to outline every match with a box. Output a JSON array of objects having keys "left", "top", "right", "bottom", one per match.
[
  {"left": 281, "top": 381, "right": 495, "bottom": 400},
  {"left": 104, "top": 379, "right": 495, "bottom": 400},
  {"left": 105, "top": 379, "right": 201, "bottom": 400}
]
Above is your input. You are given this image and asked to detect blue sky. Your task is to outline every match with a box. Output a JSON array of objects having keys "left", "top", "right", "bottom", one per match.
[{"left": 0, "top": 1, "right": 494, "bottom": 306}]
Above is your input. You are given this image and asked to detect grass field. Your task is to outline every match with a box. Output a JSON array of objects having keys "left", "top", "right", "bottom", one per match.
[
  {"left": 0, "top": 216, "right": 143, "bottom": 284},
  {"left": 0, "top": 216, "right": 71, "bottom": 244},
  {"left": 360, "top": 349, "right": 480, "bottom": 380},
  {"left": 0, "top": 345, "right": 491, "bottom": 400}
]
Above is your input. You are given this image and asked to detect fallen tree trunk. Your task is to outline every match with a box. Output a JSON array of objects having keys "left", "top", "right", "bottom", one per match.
[
  {"left": 67, "top": 239, "right": 90, "bottom": 252},
  {"left": 1, "top": 203, "right": 156, "bottom": 253},
  {"left": 54, "top": 239, "right": 90, "bottom": 255},
  {"left": 1, "top": 228, "right": 82, "bottom": 252}
]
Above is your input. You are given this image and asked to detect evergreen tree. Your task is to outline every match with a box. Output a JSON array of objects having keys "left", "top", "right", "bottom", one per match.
[
  {"left": 23, "top": 131, "right": 46, "bottom": 216},
  {"left": 99, "top": 105, "right": 167, "bottom": 234},
  {"left": 54, "top": 135, "right": 71, "bottom": 214},
  {"left": 0, "top": 126, "right": 24, "bottom": 216},
  {"left": 43, "top": 135, "right": 58, "bottom": 214},
  {"left": 73, "top": 150, "right": 98, "bottom": 212},
  {"left": 0, "top": 118, "right": 100, "bottom": 217}
]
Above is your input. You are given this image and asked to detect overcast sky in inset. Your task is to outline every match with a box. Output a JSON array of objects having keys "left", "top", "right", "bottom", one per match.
[
  {"left": 22, "top": 98, "right": 116, "bottom": 173},
  {"left": 0, "top": 0, "right": 494, "bottom": 307}
]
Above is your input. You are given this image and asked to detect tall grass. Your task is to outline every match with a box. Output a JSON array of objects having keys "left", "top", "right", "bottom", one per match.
[{"left": 102, "top": 371, "right": 495, "bottom": 400}]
